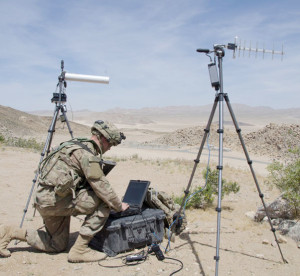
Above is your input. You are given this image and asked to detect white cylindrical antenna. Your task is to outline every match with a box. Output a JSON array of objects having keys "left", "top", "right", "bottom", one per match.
[{"left": 64, "top": 72, "right": 109, "bottom": 84}]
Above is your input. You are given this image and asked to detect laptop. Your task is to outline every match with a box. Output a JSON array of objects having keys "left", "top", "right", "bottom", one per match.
[{"left": 110, "top": 180, "right": 150, "bottom": 218}]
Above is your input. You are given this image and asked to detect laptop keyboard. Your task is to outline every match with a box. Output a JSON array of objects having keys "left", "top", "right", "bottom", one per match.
[{"left": 110, "top": 206, "right": 141, "bottom": 218}]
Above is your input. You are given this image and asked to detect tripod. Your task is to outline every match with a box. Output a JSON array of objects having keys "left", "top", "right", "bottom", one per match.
[
  {"left": 19, "top": 61, "right": 74, "bottom": 229},
  {"left": 172, "top": 44, "right": 287, "bottom": 276}
]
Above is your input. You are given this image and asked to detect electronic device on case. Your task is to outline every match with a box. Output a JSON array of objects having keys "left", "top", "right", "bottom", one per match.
[{"left": 110, "top": 180, "right": 150, "bottom": 218}]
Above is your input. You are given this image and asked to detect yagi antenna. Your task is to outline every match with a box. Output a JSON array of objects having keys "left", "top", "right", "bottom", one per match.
[{"left": 232, "top": 36, "right": 284, "bottom": 60}]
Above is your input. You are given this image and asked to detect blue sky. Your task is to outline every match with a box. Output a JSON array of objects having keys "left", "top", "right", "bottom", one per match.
[{"left": 0, "top": 0, "right": 299, "bottom": 112}]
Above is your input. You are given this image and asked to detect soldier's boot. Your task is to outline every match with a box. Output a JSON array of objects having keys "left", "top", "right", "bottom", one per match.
[
  {"left": 0, "top": 225, "right": 27, "bottom": 257},
  {"left": 68, "top": 234, "right": 107, "bottom": 263}
]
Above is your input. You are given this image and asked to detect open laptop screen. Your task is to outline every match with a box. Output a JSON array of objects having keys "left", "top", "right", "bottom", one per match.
[{"left": 122, "top": 180, "right": 150, "bottom": 208}]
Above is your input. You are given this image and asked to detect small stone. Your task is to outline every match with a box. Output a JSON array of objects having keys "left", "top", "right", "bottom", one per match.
[
  {"left": 245, "top": 211, "right": 256, "bottom": 220},
  {"left": 262, "top": 239, "right": 269, "bottom": 245},
  {"left": 256, "top": 254, "right": 264, "bottom": 258},
  {"left": 277, "top": 235, "right": 287, "bottom": 244}
]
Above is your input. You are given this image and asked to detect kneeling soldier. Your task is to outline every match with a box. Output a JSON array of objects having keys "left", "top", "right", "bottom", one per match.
[{"left": 0, "top": 120, "right": 129, "bottom": 263}]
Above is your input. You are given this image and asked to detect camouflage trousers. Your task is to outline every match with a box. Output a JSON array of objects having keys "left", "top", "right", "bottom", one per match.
[{"left": 26, "top": 188, "right": 110, "bottom": 253}]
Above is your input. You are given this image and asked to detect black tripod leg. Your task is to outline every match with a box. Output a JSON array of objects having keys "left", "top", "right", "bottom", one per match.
[
  {"left": 166, "top": 95, "right": 219, "bottom": 252},
  {"left": 60, "top": 106, "right": 74, "bottom": 139},
  {"left": 180, "top": 95, "right": 219, "bottom": 210},
  {"left": 224, "top": 94, "right": 287, "bottom": 263},
  {"left": 18, "top": 104, "right": 60, "bottom": 230}
]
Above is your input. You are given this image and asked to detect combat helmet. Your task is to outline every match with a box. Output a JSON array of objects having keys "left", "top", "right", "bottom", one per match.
[{"left": 91, "top": 120, "right": 126, "bottom": 146}]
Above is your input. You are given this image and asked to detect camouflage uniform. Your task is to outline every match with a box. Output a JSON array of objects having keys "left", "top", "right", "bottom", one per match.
[{"left": 26, "top": 139, "right": 123, "bottom": 253}]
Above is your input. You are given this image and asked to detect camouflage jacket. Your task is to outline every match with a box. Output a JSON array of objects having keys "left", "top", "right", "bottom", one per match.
[{"left": 34, "top": 138, "right": 122, "bottom": 212}]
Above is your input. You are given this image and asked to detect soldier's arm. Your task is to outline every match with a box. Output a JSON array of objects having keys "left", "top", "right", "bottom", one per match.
[{"left": 73, "top": 150, "right": 123, "bottom": 212}]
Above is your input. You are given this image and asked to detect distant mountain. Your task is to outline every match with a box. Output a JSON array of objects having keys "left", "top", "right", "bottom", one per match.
[
  {"left": 13, "top": 103, "right": 300, "bottom": 130},
  {"left": 71, "top": 104, "right": 300, "bottom": 126},
  {"left": 0, "top": 105, "right": 90, "bottom": 140}
]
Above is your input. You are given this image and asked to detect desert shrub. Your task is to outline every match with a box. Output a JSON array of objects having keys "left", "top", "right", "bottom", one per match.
[
  {"left": 0, "top": 134, "right": 5, "bottom": 143},
  {"left": 174, "top": 168, "right": 240, "bottom": 209},
  {"left": 266, "top": 148, "right": 300, "bottom": 216},
  {"left": 3, "top": 136, "right": 43, "bottom": 151}
]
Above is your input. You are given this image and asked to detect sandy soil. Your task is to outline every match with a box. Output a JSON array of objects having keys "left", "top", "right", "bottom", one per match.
[{"left": 0, "top": 115, "right": 299, "bottom": 276}]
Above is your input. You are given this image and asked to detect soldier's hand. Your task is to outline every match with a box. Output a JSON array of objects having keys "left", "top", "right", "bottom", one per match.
[{"left": 121, "top": 202, "right": 129, "bottom": 211}]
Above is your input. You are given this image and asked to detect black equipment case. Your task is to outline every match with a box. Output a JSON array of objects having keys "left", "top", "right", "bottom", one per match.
[{"left": 90, "top": 208, "right": 166, "bottom": 256}]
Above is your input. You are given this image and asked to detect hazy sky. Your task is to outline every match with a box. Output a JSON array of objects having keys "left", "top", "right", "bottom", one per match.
[{"left": 0, "top": 0, "right": 299, "bottom": 112}]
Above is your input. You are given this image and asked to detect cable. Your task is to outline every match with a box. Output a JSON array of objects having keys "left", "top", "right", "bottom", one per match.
[
  {"left": 98, "top": 249, "right": 148, "bottom": 268},
  {"left": 98, "top": 247, "right": 183, "bottom": 276},
  {"left": 164, "top": 257, "right": 184, "bottom": 276}
]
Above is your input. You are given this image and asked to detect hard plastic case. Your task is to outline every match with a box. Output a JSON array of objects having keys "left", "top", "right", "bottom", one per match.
[{"left": 90, "top": 208, "right": 166, "bottom": 256}]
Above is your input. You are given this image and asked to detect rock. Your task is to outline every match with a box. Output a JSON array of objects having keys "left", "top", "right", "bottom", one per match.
[
  {"left": 148, "top": 123, "right": 300, "bottom": 161},
  {"left": 277, "top": 235, "right": 287, "bottom": 244},
  {"left": 278, "top": 220, "right": 297, "bottom": 234},
  {"left": 255, "top": 195, "right": 296, "bottom": 222},
  {"left": 271, "top": 218, "right": 283, "bottom": 226},
  {"left": 245, "top": 211, "right": 256, "bottom": 220},
  {"left": 262, "top": 239, "right": 269, "bottom": 244},
  {"left": 287, "top": 222, "right": 300, "bottom": 242}
]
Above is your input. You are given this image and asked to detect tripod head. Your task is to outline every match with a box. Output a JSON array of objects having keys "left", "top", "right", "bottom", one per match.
[
  {"left": 197, "top": 41, "right": 237, "bottom": 91},
  {"left": 196, "top": 42, "right": 236, "bottom": 56},
  {"left": 52, "top": 60, "right": 68, "bottom": 105}
]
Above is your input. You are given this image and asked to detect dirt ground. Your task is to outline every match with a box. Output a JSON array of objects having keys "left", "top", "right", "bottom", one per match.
[{"left": 0, "top": 112, "right": 299, "bottom": 276}]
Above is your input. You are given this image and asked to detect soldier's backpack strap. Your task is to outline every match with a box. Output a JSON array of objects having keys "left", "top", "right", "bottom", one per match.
[
  {"left": 39, "top": 138, "right": 98, "bottom": 172},
  {"left": 70, "top": 140, "right": 95, "bottom": 155}
]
